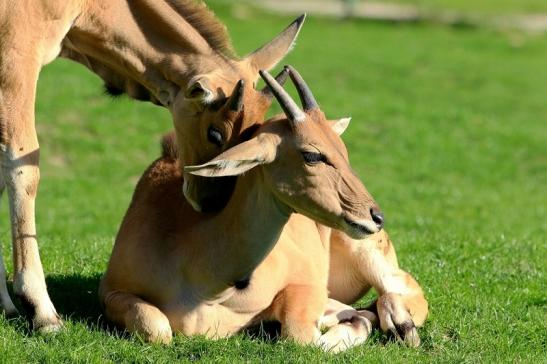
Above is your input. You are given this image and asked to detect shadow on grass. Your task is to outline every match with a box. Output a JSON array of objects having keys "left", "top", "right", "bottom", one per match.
[
  {"left": 7, "top": 273, "right": 283, "bottom": 342},
  {"left": 5, "top": 273, "right": 128, "bottom": 337},
  {"left": 47, "top": 273, "right": 287, "bottom": 342},
  {"left": 46, "top": 273, "right": 104, "bottom": 324},
  {"left": 5, "top": 273, "right": 413, "bottom": 347}
]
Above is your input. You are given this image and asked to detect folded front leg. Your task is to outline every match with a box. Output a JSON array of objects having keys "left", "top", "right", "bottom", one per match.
[
  {"left": 318, "top": 298, "right": 374, "bottom": 353},
  {"left": 376, "top": 276, "right": 428, "bottom": 347},
  {"left": 359, "top": 234, "right": 428, "bottom": 346},
  {"left": 272, "top": 284, "right": 326, "bottom": 346},
  {"left": 102, "top": 290, "right": 172, "bottom": 344},
  {"left": 330, "top": 230, "right": 429, "bottom": 347}
]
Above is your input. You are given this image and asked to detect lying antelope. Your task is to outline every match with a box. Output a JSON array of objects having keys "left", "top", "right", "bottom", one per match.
[
  {"left": 0, "top": 0, "right": 305, "bottom": 331},
  {"left": 207, "top": 67, "right": 430, "bottom": 346},
  {"left": 100, "top": 69, "right": 384, "bottom": 351},
  {"left": 179, "top": 65, "right": 430, "bottom": 345}
]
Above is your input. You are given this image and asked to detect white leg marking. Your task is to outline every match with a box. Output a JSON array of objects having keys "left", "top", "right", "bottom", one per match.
[
  {"left": 317, "top": 299, "right": 373, "bottom": 353},
  {"left": 1, "top": 148, "right": 62, "bottom": 331}
]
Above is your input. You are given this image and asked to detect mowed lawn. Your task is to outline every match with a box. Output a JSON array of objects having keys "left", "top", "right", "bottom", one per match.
[
  {"left": 1, "top": 1, "right": 546, "bottom": 362},
  {"left": 386, "top": 0, "right": 547, "bottom": 14}
]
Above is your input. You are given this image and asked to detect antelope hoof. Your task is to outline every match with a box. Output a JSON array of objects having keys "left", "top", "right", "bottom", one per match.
[
  {"left": 125, "top": 308, "right": 173, "bottom": 344},
  {"left": 142, "top": 328, "right": 172, "bottom": 345},
  {"left": 16, "top": 294, "right": 63, "bottom": 333},
  {"left": 391, "top": 319, "right": 420, "bottom": 347},
  {"left": 318, "top": 316, "right": 372, "bottom": 353},
  {"left": 378, "top": 293, "right": 421, "bottom": 347},
  {"left": 33, "top": 312, "right": 63, "bottom": 334}
]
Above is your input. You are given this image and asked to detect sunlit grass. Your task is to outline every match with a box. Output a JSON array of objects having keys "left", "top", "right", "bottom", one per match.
[
  {"left": 383, "top": 0, "right": 547, "bottom": 14},
  {"left": 0, "top": 1, "right": 545, "bottom": 362}
]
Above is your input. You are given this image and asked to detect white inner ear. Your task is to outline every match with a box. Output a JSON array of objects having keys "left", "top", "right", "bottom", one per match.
[
  {"left": 185, "top": 80, "right": 214, "bottom": 104},
  {"left": 185, "top": 158, "right": 262, "bottom": 178},
  {"left": 331, "top": 117, "right": 351, "bottom": 135}
]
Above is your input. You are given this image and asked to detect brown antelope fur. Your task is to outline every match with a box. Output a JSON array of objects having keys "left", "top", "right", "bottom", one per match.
[
  {"left": 162, "top": 66, "right": 429, "bottom": 346},
  {"left": 0, "top": 0, "right": 304, "bottom": 331},
  {"left": 99, "top": 69, "right": 383, "bottom": 351},
  {"left": 328, "top": 230, "right": 428, "bottom": 347}
]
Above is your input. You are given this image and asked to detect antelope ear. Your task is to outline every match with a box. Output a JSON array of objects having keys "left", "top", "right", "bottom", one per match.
[
  {"left": 244, "top": 14, "right": 306, "bottom": 72},
  {"left": 185, "top": 77, "right": 214, "bottom": 104},
  {"left": 185, "top": 135, "right": 278, "bottom": 177},
  {"left": 329, "top": 117, "right": 351, "bottom": 135}
]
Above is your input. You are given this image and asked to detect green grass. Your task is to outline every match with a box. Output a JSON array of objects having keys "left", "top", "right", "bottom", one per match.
[
  {"left": 384, "top": 0, "right": 547, "bottom": 14},
  {"left": 1, "top": 1, "right": 546, "bottom": 362}
]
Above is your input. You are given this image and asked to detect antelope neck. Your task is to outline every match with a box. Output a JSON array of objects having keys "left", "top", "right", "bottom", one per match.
[
  {"left": 66, "top": 0, "right": 231, "bottom": 105},
  {"left": 200, "top": 168, "right": 291, "bottom": 285}
]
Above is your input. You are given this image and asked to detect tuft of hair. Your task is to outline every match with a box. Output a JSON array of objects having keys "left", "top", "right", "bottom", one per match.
[
  {"left": 104, "top": 83, "right": 125, "bottom": 98},
  {"left": 166, "top": 0, "right": 237, "bottom": 58},
  {"left": 161, "top": 132, "right": 180, "bottom": 160}
]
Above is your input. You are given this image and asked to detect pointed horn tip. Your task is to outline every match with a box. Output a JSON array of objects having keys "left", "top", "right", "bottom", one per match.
[
  {"left": 284, "top": 65, "right": 304, "bottom": 82},
  {"left": 285, "top": 65, "right": 299, "bottom": 78},
  {"left": 259, "top": 69, "right": 306, "bottom": 122},
  {"left": 285, "top": 65, "right": 319, "bottom": 112},
  {"left": 294, "top": 14, "right": 306, "bottom": 26},
  {"left": 234, "top": 79, "right": 245, "bottom": 93},
  {"left": 261, "top": 68, "right": 289, "bottom": 98},
  {"left": 227, "top": 79, "right": 245, "bottom": 112},
  {"left": 259, "top": 69, "right": 271, "bottom": 81}
]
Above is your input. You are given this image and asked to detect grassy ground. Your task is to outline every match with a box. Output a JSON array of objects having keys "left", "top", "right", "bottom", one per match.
[
  {"left": 384, "top": 0, "right": 547, "bottom": 14},
  {"left": 1, "top": 1, "right": 546, "bottom": 362}
]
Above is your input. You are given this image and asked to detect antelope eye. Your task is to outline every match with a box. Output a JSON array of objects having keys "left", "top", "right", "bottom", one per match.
[
  {"left": 207, "top": 127, "right": 224, "bottom": 147},
  {"left": 301, "top": 151, "right": 325, "bottom": 165}
]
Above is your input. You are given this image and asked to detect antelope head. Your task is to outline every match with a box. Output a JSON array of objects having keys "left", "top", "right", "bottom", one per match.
[
  {"left": 186, "top": 66, "right": 384, "bottom": 238},
  {"left": 172, "top": 15, "right": 305, "bottom": 212}
]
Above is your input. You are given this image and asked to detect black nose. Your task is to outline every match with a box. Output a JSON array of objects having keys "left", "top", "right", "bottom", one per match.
[{"left": 370, "top": 207, "right": 384, "bottom": 230}]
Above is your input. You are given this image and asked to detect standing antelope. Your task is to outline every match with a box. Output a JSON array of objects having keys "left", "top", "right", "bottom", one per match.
[
  {"left": 0, "top": 0, "right": 304, "bottom": 331},
  {"left": 99, "top": 68, "right": 383, "bottom": 351}
]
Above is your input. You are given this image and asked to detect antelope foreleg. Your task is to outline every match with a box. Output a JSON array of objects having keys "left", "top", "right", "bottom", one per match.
[
  {"left": 0, "top": 54, "right": 63, "bottom": 331},
  {"left": 274, "top": 285, "right": 326, "bottom": 346},
  {"left": 356, "top": 233, "right": 429, "bottom": 346},
  {"left": 1, "top": 146, "right": 62, "bottom": 332},
  {"left": 102, "top": 290, "right": 172, "bottom": 344},
  {"left": 317, "top": 299, "right": 374, "bottom": 353}
]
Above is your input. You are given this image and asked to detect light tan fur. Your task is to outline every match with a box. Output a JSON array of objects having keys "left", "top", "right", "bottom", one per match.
[
  {"left": 328, "top": 230, "right": 428, "bottom": 346},
  {"left": 106, "top": 66, "right": 429, "bottom": 347},
  {"left": 100, "top": 70, "right": 381, "bottom": 352},
  {"left": 0, "top": 0, "right": 303, "bottom": 331}
]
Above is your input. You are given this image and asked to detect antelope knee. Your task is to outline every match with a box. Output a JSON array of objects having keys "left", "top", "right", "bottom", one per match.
[{"left": 125, "top": 304, "right": 173, "bottom": 344}]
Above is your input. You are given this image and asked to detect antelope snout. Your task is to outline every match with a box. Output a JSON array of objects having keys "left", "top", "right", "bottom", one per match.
[
  {"left": 341, "top": 204, "right": 385, "bottom": 240},
  {"left": 370, "top": 206, "right": 384, "bottom": 230}
]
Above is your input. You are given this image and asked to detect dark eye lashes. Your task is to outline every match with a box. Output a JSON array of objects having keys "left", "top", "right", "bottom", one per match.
[
  {"left": 207, "top": 127, "right": 224, "bottom": 147},
  {"left": 301, "top": 151, "right": 325, "bottom": 165}
]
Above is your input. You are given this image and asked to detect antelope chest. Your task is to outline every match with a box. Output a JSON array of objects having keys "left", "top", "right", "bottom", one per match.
[
  {"left": 163, "top": 247, "right": 289, "bottom": 337},
  {"left": 163, "top": 279, "right": 280, "bottom": 337}
]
